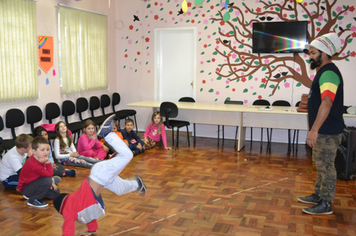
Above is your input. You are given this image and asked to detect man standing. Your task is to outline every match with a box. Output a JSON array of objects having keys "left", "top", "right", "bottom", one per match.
[{"left": 298, "top": 33, "right": 344, "bottom": 215}]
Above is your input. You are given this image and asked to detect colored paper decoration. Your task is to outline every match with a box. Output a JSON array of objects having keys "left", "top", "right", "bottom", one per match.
[
  {"left": 46, "top": 78, "right": 49, "bottom": 84},
  {"left": 53, "top": 69, "right": 56, "bottom": 76},
  {"left": 296, "top": 0, "right": 303, "bottom": 2},
  {"left": 38, "top": 35, "right": 54, "bottom": 74},
  {"left": 195, "top": 0, "right": 204, "bottom": 4}
]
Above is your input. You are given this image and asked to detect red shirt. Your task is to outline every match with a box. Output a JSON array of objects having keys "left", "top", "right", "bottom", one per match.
[
  {"left": 17, "top": 155, "right": 53, "bottom": 192},
  {"left": 61, "top": 179, "right": 104, "bottom": 236}
]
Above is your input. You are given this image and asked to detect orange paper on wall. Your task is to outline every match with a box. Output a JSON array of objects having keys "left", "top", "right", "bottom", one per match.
[{"left": 38, "top": 35, "right": 54, "bottom": 74}]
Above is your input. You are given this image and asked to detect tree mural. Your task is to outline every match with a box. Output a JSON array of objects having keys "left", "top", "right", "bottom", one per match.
[{"left": 210, "top": 0, "right": 356, "bottom": 96}]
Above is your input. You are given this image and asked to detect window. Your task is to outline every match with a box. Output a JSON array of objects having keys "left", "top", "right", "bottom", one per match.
[
  {"left": 0, "top": 0, "right": 38, "bottom": 102},
  {"left": 59, "top": 6, "right": 108, "bottom": 94}
]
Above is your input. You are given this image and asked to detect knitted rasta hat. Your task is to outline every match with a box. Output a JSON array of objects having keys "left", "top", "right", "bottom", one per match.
[
  {"left": 305, "top": 33, "right": 342, "bottom": 56},
  {"left": 53, "top": 193, "right": 69, "bottom": 214}
]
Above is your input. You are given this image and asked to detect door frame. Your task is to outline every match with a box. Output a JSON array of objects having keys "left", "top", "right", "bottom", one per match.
[{"left": 154, "top": 27, "right": 197, "bottom": 101}]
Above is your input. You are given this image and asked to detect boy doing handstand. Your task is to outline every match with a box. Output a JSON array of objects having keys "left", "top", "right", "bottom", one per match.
[{"left": 53, "top": 114, "right": 146, "bottom": 236}]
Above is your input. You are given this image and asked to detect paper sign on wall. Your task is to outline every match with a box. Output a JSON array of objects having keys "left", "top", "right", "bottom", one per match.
[{"left": 38, "top": 35, "right": 54, "bottom": 73}]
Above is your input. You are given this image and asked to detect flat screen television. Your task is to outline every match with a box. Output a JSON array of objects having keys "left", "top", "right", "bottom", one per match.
[{"left": 252, "top": 21, "right": 308, "bottom": 53}]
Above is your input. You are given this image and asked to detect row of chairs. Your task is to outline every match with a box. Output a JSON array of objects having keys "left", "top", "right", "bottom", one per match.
[{"left": 0, "top": 93, "right": 137, "bottom": 154}]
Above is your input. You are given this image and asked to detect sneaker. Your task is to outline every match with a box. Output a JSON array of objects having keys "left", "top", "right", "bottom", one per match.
[
  {"left": 63, "top": 169, "right": 77, "bottom": 177},
  {"left": 27, "top": 199, "right": 48, "bottom": 208},
  {"left": 97, "top": 114, "right": 115, "bottom": 138},
  {"left": 136, "top": 176, "right": 147, "bottom": 197},
  {"left": 298, "top": 193, "right": 321, "bottom": 205},
  {"left": 302, "top": 200, "right": 333, "bottom": 215},
  {"left": 23, "top": 195, "right": 29, "bottom": 200},
  {"left": 70, "top": 169, "right": 76, "bottom": 177},
  {"left": 52, "top": 176, "right": 61, "bottom": 185}
]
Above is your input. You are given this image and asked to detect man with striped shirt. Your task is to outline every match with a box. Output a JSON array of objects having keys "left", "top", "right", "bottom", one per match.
[{"left": 298, "top": 33, "right": 344, "bottom": 215}]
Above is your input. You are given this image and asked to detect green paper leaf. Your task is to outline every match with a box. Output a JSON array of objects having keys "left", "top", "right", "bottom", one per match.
[
  {"left": 243, "top": 89, "right": 248, "bottom": 93},
  {"left": 208, "top": 89, "right": 214, "bottom": 93}
]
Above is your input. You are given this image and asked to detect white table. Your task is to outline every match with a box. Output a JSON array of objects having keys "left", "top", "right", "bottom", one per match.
[{"left": 128, "top": 100, "right": 356, "bottom": 151}]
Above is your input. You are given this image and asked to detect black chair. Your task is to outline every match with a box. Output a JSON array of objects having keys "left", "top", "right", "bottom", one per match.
[
  {"left": 6, "top": 109, "right": 25, "bottom": 139},
  {"left": 100, "top": 94, "right": 112, "bottom": 117},
  {"left": 0, "top": 115, "right": 16, "bottom": 153},
  {"left": 160, "top": 102, "right": 190, "bottom": 150},
  {"left": 45, "top": 102, "right": 61, "bottom": 141},
  {"left": 89, "top": 96, "right": 108, "bottom": 127},
  {"left": 178, "top": 97, "right": 196, "bottom": 144},
  {"left": 252, "top": 99, "right": 271, "bottom": 151},
  {"left": 220, "top": 100, "right": 243, "bottom": 148},
  {"left": 76, "top": 97, "right": 89, "bottom": 122},
  {"left": 62, "top": 100, "right": 84, "bottom": 143},
  {"left": 26, "top": 105, "right": 43, "bottom": 135},
  {"left": 112, "top": 92, "right": 138, "bottom": 132},
  {"left": 271, "top": 100, "right": 292, "bottom": 153}
]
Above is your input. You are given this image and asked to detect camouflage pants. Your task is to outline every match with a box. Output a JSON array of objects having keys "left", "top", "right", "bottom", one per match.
[
  {"left": 313, "top": 133, "right": 342, "bottom": 202},
  {"left": 143, "top": 137, "right": 156, "bottom": 150}
]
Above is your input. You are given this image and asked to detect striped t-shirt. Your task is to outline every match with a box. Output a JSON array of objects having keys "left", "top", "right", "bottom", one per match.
[{"left": 319, "top": 70, "right": 340, "bottom": 102}]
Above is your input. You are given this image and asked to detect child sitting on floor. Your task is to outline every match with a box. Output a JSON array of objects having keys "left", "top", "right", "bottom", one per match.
[
  {"left": 17, "top": 137, "right": 60, "bottom": 208},
  {"left": 77, "top": 119, "right": 108, "bottom": 160},
  {"left": 0, "top": 134, "right": 33, "bottom": 190},
  {"left": 33, "top": 126, "right": 76, "bottom": 177},
  {"left": 54, "top": 121, "right": 101, "bottom": 169},
  {"left": 143, "top": 111, "right": 171, "bottom": 150},
  {"left": 122, "top": 118, "right": 145, "bottom": 156}
]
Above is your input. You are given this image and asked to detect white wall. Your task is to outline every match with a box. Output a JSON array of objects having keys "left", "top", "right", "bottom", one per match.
[{"left": 0, "top": 0, "right": 117, "bottom": 139}]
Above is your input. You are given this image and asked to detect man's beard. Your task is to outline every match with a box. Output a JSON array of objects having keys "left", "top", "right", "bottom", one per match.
[{"left": 310, "top": 53, "right": 322, "bottom": 70}]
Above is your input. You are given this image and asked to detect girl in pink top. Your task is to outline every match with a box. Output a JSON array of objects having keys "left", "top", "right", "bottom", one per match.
[
  {"left": 77, "top": 120, "right": 108, "bottom": 160},
  {"left": 142, "top": 111, "right": 171, "bottom": 150}
]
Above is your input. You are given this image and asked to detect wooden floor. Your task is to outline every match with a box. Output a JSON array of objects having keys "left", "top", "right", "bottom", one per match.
[{"left": 1, "top": 136, "right": 356, "bottom": 236}]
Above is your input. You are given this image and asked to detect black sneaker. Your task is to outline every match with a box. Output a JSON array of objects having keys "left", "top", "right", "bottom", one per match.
[
  {"left": 302, "top": 200, "right": 333, "bottom": 215},
  {"left": 97, "top": 114, "right": 115, "bottom": 138},
  {"left": 136, "top": 176, "right": 147, "bottom": 197},
  {"left": 298, "top": 193, "right": 321, "bottom": 205},
  {"left": 27, "top": 199, "right": 48, "bottom": 208}
]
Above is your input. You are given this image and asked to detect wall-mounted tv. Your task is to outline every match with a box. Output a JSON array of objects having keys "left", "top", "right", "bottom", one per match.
[{"left": 252, "top": 21, "right": 308, "bottom": 53}]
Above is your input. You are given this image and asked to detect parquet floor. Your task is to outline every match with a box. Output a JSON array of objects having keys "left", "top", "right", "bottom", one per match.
[{"left": 1, "top": 136, "right": 355, "bottom": 236}]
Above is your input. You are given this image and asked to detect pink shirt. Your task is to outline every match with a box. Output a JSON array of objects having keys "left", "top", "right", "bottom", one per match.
[
  {"left": 77, "top": 133, "right": 102, "bottom": 153},
  {"left": 143, "top": 123, "right": 167, "bottom": 147}
]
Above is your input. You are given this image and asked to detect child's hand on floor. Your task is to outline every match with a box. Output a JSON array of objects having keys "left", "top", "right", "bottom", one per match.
[
  {"left": 165, "top": 146, "right": 172, "bottom": 150},
  {"left": 137, "top": 143, "right": 143, "bottom": 150}
]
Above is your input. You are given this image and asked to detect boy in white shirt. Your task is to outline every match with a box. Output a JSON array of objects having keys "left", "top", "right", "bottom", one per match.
[{"left": 0, "top": 134, "right": 33, "bottom": 190}]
